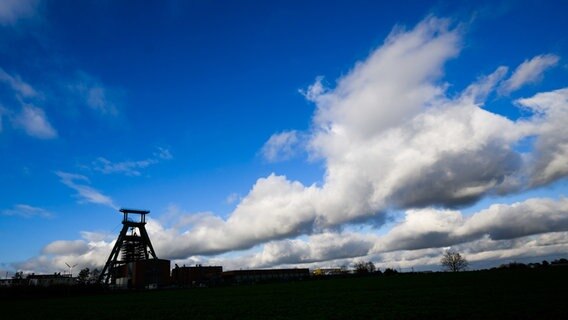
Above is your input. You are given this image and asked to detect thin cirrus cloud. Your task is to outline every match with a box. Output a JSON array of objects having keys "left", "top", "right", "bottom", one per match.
[
  {"left": 1, "top": 204, "right": 52, "bottom": 218},
  {"left": 55, "top": 171, "right": 118, "bottom": 210},
  {"left": 91, "top": 147, "right": 173, "bottom": 176},
  {"left": 66, "top": 71, "right": 120, "bottom": 116},
  {"left": 0, "top": 67, "right": 57, "bottom": 139},
  {"left": 12, "top": 104, "right": 58, "bottom": 139},
  {"left": 15, "top": 16, "right": 568, "bottom": 272},
  {"left": 0, "top": 67, "right": 38, "bottom": 98}
]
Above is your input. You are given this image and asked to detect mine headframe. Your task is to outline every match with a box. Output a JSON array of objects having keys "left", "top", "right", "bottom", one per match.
[{"left": 98, "top": 208, "right": 158, "bottom": 285}]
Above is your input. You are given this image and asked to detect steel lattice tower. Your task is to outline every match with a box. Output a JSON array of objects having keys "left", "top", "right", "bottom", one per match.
[{"left": 98, "top": 208, "right": 158, "bottom": 285}]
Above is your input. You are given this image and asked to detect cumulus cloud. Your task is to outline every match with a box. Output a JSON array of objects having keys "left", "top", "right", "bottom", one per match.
[
  {"left": 515, "top": 88, "right": 568, "bottom": 186},
  {"left": 0, "top": 0, "right": 39, "bottom": 26},
  {"left": 206, "top": 197, "right": 568, "bottom": 269},
  {"left": 12, "top": 104, "right": 57, "bottom": 139},
  {"left": 1, "top": 204, "right": 52, "bottom": 218},
  {"left": 13, "top": 196, "right": 568, "bottom": 273},
  {"left": 261, "top": 130, "right": 302, "bottom": 162},
  {"left": 55, "top": 171, "right": 118, "bottom": 209},
  {"left": 499, "top": 54, "right": 560, "bottom": 94},
  {"left": 14, "top": 232, "right": 114, "bottom": 274},
  {"left": 42, "top": 240, "right": 90, "bottom": 256}
]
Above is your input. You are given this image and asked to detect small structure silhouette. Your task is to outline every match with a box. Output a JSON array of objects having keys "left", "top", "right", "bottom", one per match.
[{"left": 98, "top": 208, "right": 170, "bottom": 288}]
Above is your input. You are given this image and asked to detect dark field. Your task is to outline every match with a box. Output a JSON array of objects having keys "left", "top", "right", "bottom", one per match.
[{"left": 3, "top": 268, "right": 568, "bottom": 319}]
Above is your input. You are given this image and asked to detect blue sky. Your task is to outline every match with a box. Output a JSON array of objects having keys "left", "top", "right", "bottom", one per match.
[{"left": 1, "top": 0, "right": 568, "bottom": 274}]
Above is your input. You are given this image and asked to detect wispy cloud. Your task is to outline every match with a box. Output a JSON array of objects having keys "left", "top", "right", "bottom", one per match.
[
  {"left": 0, "top": 67, "right": 38, "bottom": 98},
  {"left": 0, "top": 0, "right": 39, "bottom": 26},
  {"left": 1, "top": 204, "right": 52, "bottom": 218},
  {"left": 92, "top": 157, "right": 156, "bottom": 176},
  {"left": 12, "top": 104, "right": 57, "bottom": 139},
  {"left": 499, "top": 54, "right": 560, "bottom": 94},
  {"left": 91, "top": 147, "right": 173, "bottom": 176},
  {"left": 67, "top": 72, "right": 120, "bottom": 116},
  {"left": 0, "top": 68, "right": 57, "bottom": 139},
  {"left": 55, "top": 171, "right": 118, "bottom": 209}
]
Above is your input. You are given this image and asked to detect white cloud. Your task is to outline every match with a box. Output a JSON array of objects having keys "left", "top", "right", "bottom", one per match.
[
  {"left": 55, "top": 171, "right": 118, "bottom": 209},
  {"left": 12, "top": 196, "right": 568, "bottom": 273},
  {"left": 0, "top": 0, "right": 39, "bottom": 26},
  {"left": 261, "top": 130, "right": 302, "bottom": 162},
  {"left": 208, "top": 197, "right": 568, "bottom": 269},
  {"left": 515, "top": 88, "right": 568, "bottom": 186},
  {"left": 14, "top": 231, "right": 114, "bottom": 274},
  {"left": 299, "top": 76, "right": 327, "bottom": 102},
  {"left": 460, "top": 66, "right": 508, "bottom": 103},
  {"left": 12, "top": 104, "right": 57, "bottom": 139},
  {"left": 499, "top": 54, "right": 560, "bottom": 94},
  {"left": 42, "top": 240, "right": 90, "bottom": 256},
  {"left": 1, "top": 204, "right": 52, "bottom": 218}
]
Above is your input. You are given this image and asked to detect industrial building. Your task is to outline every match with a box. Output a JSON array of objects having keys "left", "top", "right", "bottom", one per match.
[
  {"left": 98, "top": 209, "right": 171, "bottom": 289},
  {"left": 171, "top": 265, "right": 223, "bottom": 287},
  {"left": 27, "top": 274, "right": 75, "bottom": 287},
  {"left": 222, "top": 268, "right": 310, "bottom": 283},
  {"left": 92, "top": 209, "right": 313, "bottom": 289}
]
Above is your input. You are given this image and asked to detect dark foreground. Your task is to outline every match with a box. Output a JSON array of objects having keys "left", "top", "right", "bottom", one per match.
[{"left": 2, "top": 268, "right": 568, "bottom": 319}]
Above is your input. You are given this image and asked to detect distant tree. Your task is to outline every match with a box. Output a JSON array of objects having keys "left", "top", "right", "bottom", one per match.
[
  {"left": 366, "top": 261, "right": 376, "bottom": 273},
  {"left": 499, "top": 262, "right": 527, "bottom": 270},
  {"left": 441, "top": 250, "right": 468, "bottom": 272},
  {"left": 90, "top": 268, "right": 100, "bottom": 283},
  {"left": 542, "top": 260, "right": 549, "bottom": 267},
  {"left": 383, "top": 268, "right": 398, "bottom": 276},
  {"left": 354, "top": 261, "right": 377, "bottom": 274},
  {"left": 12, "top": 271, "right": 23, "bottom": 280},
  {"left": 78, "top": 268, "right": 90, "bottom": 284}
]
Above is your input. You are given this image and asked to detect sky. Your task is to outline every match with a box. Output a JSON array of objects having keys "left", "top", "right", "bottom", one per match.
[{"left": 1, "top": 0, "right": 568, "bottom": 275}]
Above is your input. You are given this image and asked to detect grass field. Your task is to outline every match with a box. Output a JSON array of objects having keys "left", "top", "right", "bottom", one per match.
[{"left": 3, "top": 268, "right": 568, "bottom": 319}]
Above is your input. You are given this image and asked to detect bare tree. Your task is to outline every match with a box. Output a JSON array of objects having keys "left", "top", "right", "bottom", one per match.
[
  {"left": 441, "top": 250, "right": 468, "bottom": 272},
  {"left": 354, "top": 261, "right": 377, "bottom": 274}
]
